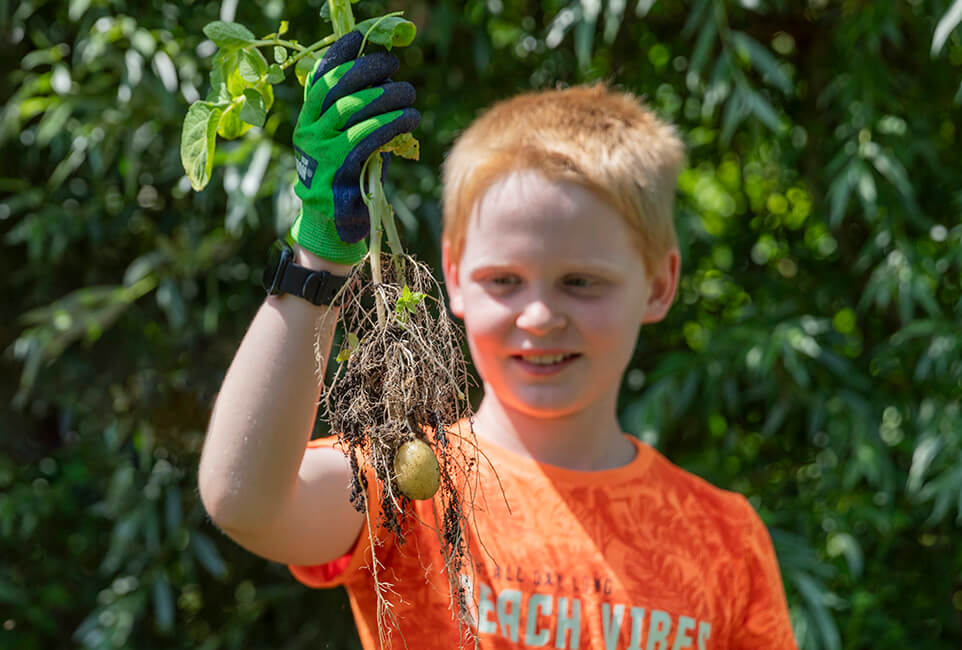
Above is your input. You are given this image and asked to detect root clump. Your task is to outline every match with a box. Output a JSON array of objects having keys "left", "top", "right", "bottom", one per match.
[{"left": 318, "top": 251, "right": 484, "bottom": 647}]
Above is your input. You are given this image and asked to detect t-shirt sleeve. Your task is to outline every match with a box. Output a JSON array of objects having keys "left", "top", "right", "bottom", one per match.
[
  {"left": 287, "top": 436, "right": 389, "bottom": 589},
  {"left": 730, "top": 495, "right": 798, "bottom": 650}
]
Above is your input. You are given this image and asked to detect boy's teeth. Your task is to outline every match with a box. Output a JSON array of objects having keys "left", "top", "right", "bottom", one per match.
[{"left": 522, "top": 354, "right": 571, "bottom": 365}]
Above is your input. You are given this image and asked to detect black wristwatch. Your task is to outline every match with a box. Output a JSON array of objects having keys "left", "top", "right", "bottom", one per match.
[{"left": 261, "top": 241, "right": 350, "bottom": 306}]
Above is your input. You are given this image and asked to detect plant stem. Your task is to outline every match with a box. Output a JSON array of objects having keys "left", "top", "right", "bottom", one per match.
[
  {"left": 252, "top": 38, "right": 304, "bottom": 49},
  {"left": 366, "top": 155, "right": 387, "bottom": 326},
  {"left": 278, "top": 33, "right": 339, "bottom": 70},
  {"left": 329, "top": 0, "right": 356, "bottom": 37},
  {"left": 332, "top": 0, "right": 408, "bottom": 315}
]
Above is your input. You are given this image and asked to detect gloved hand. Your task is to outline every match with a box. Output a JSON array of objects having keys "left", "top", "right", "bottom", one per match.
[{"left": 290, "top": 31, "right": 420, "bottom": 265}]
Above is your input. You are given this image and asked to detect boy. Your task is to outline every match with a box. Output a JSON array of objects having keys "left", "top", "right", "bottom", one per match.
[{"left": 198, "top": 32, "right": 798, "bottom": 649}]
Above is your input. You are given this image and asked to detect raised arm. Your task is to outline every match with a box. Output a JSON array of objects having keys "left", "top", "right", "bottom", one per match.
[{"left": 196, "top": 30, "right": 420, "bottom": 567}]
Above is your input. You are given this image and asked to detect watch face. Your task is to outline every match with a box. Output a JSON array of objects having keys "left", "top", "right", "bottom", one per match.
[{"left": 262, "top": 242, "right": 291, "bottom": 294}]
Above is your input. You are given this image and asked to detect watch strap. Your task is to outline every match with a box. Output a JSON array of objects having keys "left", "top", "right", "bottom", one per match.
[
  {"left": 264, "top": 243, "right": 350, "bottom": 306},
  {"left": 277, "top": 262, "right": 349, "bottom": 306}
]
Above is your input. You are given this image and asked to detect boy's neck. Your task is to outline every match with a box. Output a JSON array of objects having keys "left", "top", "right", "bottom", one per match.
[{"left": 471, "top": 392, "right": 636, "bottom": 472}]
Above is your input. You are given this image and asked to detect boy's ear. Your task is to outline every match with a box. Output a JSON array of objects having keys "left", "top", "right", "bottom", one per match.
[
  {"left": 642, "top": 248, "right": 680, "bottom": 324},
  {"left": 441, "top": 241, "right": 465, "bottom": 319}
]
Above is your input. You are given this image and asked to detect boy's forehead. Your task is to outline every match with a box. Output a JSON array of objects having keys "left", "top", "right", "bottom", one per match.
[{"left": 461, "top": 174, "right": 644, "bottom": 269}]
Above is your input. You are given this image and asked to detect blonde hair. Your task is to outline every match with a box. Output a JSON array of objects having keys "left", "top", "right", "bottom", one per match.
[{"left": 441, "top": 83, "right": 685, "bottom": 274}]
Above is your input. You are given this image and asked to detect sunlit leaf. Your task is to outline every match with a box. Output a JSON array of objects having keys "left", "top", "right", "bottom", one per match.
[
  {"left": 180, "top": 101, "right": 225, "bottom": 190},
  {"left": 932, "top": 0, "right": 962, "bottom": 55},
  {"left": 295, "top": 52, "right": 321, "bottom": 86},
  {"left": 203, "top": 21, "right": 255, "bottom": 49},
  {"left": 790, "top": 572, "right": 842, "bottom": 650},
  {"left": 239, "top": 88, "right": 266, "bottom": 127},
  {"left": 238, "top": 48, "right": 268, "bottom": 83},
  {"left": 356, "top": 16, "right": 417, "bottom": 50},
  {"left": 266, "top": 63, "right": 285, "bottom": 84},
  {"left": 907, "top": 435, "right": 943, "bottom": 494}
]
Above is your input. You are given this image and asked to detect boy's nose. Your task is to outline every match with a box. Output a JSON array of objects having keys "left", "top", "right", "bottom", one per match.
[{"left": 515, "top": 300, "right": 566, "bottom": 335}]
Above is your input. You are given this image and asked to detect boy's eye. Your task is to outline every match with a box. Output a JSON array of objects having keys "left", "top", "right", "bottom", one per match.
[
  {"left": 564, "top": 276, "right": 595, "bottom": 288},
  {"left": 490, "top": 275, "right": 519, "bottom": 286}
]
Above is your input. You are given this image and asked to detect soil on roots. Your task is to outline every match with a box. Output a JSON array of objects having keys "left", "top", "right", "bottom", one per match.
[{"left": 318, "top": 251, "right": 486, "bottom": 648}]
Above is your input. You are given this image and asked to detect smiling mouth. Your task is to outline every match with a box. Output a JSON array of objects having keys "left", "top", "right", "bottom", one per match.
[{"left": 512, "top": 353, "right": 581, "bottom": 366}]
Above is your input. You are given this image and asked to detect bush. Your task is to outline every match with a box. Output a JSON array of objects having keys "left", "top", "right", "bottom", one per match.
[{"left": 2, "top": 1, "right": 960, "bottom": 648}]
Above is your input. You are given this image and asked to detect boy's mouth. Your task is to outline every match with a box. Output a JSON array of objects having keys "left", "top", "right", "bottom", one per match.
[{"left": 511, "top": 353, "right": 581, "bottom": 372}]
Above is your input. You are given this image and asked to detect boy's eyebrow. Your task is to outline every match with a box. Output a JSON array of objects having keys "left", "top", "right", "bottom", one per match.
[{"left": 468, "top": 258, "right": 625, "bottom": 275}]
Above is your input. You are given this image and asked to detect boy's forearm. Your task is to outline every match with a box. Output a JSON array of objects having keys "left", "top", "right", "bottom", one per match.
[{"left": 198, "top": 246, "right": 351, "bottom": 533}]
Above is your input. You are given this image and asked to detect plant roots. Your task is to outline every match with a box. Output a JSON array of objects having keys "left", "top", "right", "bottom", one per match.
[{"left": 318, "top": 251, "right": 485, "bottom": 648}]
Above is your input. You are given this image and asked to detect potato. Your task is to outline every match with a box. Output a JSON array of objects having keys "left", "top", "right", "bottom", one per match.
[{"left": 393, "top": 438, "right": 440, "bottom": 500}]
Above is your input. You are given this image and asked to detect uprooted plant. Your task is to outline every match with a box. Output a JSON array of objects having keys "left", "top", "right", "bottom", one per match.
[{"left": 180, "top": 1, "right": 491, "bottom": 647}]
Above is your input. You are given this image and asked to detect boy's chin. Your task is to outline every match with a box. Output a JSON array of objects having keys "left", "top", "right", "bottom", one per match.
[{"left": 488, "top": 386, "right": 598, "bottom": 420}]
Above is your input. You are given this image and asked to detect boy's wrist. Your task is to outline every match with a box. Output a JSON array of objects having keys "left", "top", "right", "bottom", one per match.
[
  {"left": 292, "top": 243, "right": 356, "bottom": 276},
  {"left": 289, "top": 210, "right": 368, "bottom": 266}
]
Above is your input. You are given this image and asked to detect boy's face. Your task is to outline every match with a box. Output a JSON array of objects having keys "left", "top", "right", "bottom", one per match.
[{"left": 443, "top": 170, "right": 679, "bottom": 420}]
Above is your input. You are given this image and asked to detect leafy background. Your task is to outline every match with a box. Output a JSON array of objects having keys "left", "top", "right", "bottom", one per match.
[{"left": 2, "top": 0, "right": 962, "bottom": 648}]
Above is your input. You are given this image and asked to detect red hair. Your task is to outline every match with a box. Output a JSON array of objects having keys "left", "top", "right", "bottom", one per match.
[{"left": 441, "top": 83, "right": 685, "bottom": 275}]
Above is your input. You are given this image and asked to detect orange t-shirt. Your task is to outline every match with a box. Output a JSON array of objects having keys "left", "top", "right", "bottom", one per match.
[{"left": 289, "top": 425, "right": 797, "bottom": 650}]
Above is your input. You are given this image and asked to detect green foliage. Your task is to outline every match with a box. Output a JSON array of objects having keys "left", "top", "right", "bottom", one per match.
[
  {"left": 356, "top": 14, "right": 418, "bottom": 51},
  {"left": 2, "top": 1, "right": 961, "bottom": 649},
  {"left": 394, "top": 284, "right": 426, "bottom": 324},
  {"left": 179, "top": 11, "right": 415, "bottom": 191},
  {"left": 336, "top": 331, "right": 361, "bottom": 363}
]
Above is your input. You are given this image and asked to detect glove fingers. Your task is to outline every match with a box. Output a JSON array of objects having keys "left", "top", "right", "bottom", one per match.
[
  {"left": 312, "top": 32, "right": 363, "bottom": 82},
  {"left": 343, "top": 107, "right": 421, "bottom": 162},
  {"left": 331, "top": 107, "right": 420, "bottom": 243},
  {"left": 322, "top": 82, "right": 416, "bottom": 132},
  {"left": 302, "top": 52, "right": 400, "bottom": 126},
  {"left": 321, "top": 52, "right": 400, "bottom": 116}
]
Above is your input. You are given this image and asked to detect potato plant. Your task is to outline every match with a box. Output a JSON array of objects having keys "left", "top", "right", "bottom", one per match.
[{"left": 179, "top": 1, "right": 485, "bottom": 646}]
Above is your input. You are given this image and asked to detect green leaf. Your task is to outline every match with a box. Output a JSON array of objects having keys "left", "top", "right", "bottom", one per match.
[
  {"left": 336, "top": 332, "right": 360, "bottom": 362},
  {"left": 689, "top": 17, "right": 717, "bottom": 80},
  {"left": 867, "top": 148, "right": 915, "bottom": 204},
  {"left": 278, "top": 20, "right": 289, "bottom": 36},
  {"left": 273, "top": 45, "right": 287, "bottom": 64},
  {"left": 205, "top": 74, "right": 231, "bottom": 103},
  {"left": 681, "top": 0, "right": 711, "bottom": 39},
  {"left": 790, "top": 572, "right": 841, "bottom": 650},
  {"left": 203, "top": 21, "right": 256, "bottom": 49},
  {"left": 153, "top": 572, "right": 175, "bottom": 632},
  {"left": 827, "top": 162, "right": 858, "bottom": 227},
  {"left": 212, "top": 49, "right": 248, "bottom": 98},
  {"left": 190, "top": 531, "right": 228, "bottom": 578},
  {"left": 217, "top": 101, "right": 251, "bottom": 139},
  {"left": 742, "top": 84, "right": 784, "bottom": 132},
  {"left": 239, "top": 88, "right": 266, "bottom": 127},
  {"left": 719, "top": 90, "right": 747, "bottom": 144},
  {"left": 381, "top": 133, "right": 419, "bottom": 160},
  {"left": 602, "top": 0, "right": 627, "bottom": 44},
  {"left": 356, "top": 16, "right": 417, "bottom": 50},
  {"left": 180, "top": 101, "right": 225, "bottom": 191},
  {"left": 574, "top": 11, "right": 596, "bottom": 71},
  {"left": 730, "top": 30, "right": 793, "bottom": 94},
  {"left": 295, "top": 52, "right": 321, "bottom": 86},
  {"left": 932, "top": 0, "right": 962, "bottom": 56},
  {"left": 266, "top": 63, "right": 285, "bottom": 84},
  {"left": 238, "top": 48, "right": 268, "bottom": 83},
  {"left": 294, "top": 49, "right": 326, "bottom": 86}
]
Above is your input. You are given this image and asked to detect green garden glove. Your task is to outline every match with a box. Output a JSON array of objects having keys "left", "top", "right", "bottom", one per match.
[{"left": 290, "top": 31, "right": 420, "bottom": 265}]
